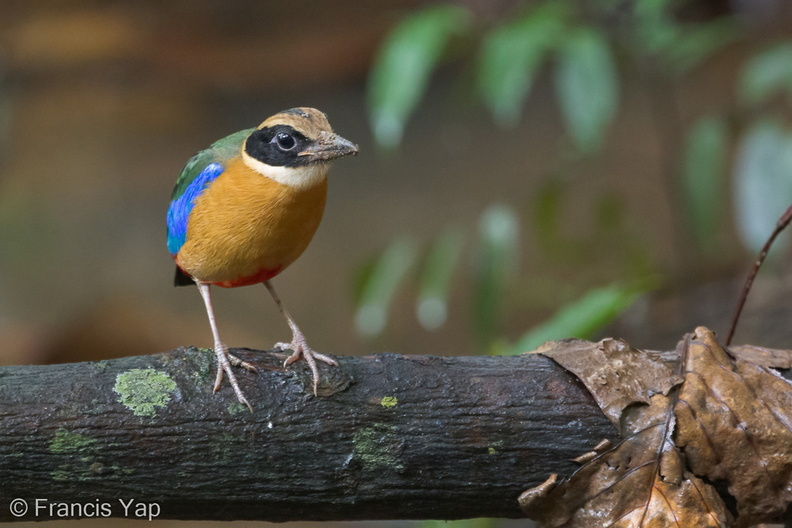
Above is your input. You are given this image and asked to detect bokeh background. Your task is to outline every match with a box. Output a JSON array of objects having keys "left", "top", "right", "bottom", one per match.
[{"left": 3, "top": 0, "right": 792, "bottom": 527}]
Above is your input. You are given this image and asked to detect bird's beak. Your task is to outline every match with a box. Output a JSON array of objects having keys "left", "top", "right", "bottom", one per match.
[{"left": 300, "top": 131, "right": 359, "bottom": 161}]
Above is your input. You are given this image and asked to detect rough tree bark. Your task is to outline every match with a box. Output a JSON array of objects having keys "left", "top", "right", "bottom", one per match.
[{"left": 0, "top": 346, "right": 617, "bottom": 522}]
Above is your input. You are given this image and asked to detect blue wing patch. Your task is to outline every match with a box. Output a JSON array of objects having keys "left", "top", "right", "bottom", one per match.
[{"left": 166, "top": 162, "right": 225, "bottom": 255}]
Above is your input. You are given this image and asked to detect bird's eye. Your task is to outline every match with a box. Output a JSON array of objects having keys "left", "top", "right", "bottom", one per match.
[{"left": 274, "top": 132, "right": 296, "bottom": 151}]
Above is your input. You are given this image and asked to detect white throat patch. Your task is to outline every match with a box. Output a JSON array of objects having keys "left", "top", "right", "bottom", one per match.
[{"left": 242, "top": 151, "right": 327, "bottom": 190}]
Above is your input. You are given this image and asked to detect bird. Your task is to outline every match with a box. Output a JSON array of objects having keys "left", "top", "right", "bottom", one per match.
[{"left": 166, "top": 107, "right": 358, "bottom": 410}]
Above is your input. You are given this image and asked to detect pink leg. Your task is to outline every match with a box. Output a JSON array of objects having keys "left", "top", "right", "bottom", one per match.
[
  {"left": 264, "top": 280, "right": 337, "bottom": 395},
  {"left": 196, "top": 282, "right": 256, "bottom": 411}
]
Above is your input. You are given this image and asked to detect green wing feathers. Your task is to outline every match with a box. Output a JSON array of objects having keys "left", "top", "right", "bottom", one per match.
[{"left": 170, "top": 128, "right": 254, "bottom": 201}]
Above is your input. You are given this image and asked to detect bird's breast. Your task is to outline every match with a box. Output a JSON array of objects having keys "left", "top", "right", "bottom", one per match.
[{"left": 175, "top": 157, "right": 328, "bottom": 286}]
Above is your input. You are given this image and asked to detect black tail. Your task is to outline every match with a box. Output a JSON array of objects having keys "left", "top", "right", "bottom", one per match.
[{"left": 174, "top": 266, "right": 194, "bottom": 287}]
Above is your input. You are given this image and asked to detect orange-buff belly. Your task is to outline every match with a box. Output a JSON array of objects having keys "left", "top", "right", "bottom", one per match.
[{"left": 175, "top": 157, "right": 327, "bottom": 287}]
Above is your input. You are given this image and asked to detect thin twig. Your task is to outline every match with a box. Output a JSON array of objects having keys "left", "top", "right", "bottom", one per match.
[{"left": 726, "top": 203, "right": 792, "bottom": 346}]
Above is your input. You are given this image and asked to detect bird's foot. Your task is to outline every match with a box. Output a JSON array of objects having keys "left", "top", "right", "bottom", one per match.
[
  {"left": 212, "top": 342, "right": 257, "bottom": 411},
  {"left": 276, "top": 333, "right": 337, "bottom": 396}
]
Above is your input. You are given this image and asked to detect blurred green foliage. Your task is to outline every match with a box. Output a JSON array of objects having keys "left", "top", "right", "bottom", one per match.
[
  {"left": 473, "top": 204, "right": 520, "bottom": 350},
  {"left": 368, "top": 0, "right": 621, "bottom": 153},
  {"left": 508, "top": 281, "right": 650, "bottom": 355},
  {"left": 354, "top": 236, "right": 419, "bottom": 337},
  {"left": 622, "top": 0, "right": 737, "bottom": 76},
  {"left": 359, "top": 1, "right": 792, "bottom": 357},
  {"left": 733, "top": 118, "right": 792, "bottom": 254},
  {"left": 368, "top": 5, "right": 471, "bottom": 147},
  {"left": 731, "top": 42, "right": 792, "bottom": 253},
  {"left": 554, "top": 26, "right": 618, "bottom": 153},
  {"left": 417, "top": 227, "right": 465, "bottom": 330},
  {"left": 353, "top": 202, "right": 652, "bottom": 355},
  {"left": 681, "top": 115, "right": 728, "bottom": 250},
  {"left": 367, "top": 0, "right": 737, "bottom": 154},
  {"left": 476, "top": 1, "right": 567, "bottom": 127},
  {"left": 740, "top": 42, "right": 792, "bottom": 105}
]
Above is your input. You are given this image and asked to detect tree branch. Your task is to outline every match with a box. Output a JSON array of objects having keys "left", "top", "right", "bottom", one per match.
[{"left": 0, "top": 347, "right": 616, "bottom": 522}]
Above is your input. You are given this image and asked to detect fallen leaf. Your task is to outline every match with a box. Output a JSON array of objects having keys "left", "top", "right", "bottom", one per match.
[
  {"left": 518, "top": 473, "right": 558, "bottom": 510},
  {"left": 526, "top": 329, "right": 792, "bottom": 526},
  {"left": 538, "top": 338, "right": 683, "bottom": 426},
  {"left": 521, "top": 394, "right": 732, "bottom": 527},
  {"left": 675, "top": 327, "right": 792, "bottom": 526},
  {"left": 729, "top": 344, "right": 792, "bottom": 369}
]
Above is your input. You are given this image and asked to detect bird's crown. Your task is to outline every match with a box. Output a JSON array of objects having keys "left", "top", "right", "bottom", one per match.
[{"left": 258, "top": 107, "right": 333, "bottom": 139}]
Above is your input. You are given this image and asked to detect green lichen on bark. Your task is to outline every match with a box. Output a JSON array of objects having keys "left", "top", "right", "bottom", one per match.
[
  {"left": 353, "top": 423, "right": 404, "bottom": 471},
  {"left": 49, "top": 428, "right": 100, "bottom": 481},
  {"left": 50, "top": 428, "right": 96, "bottom": 454},
  {"left": 380, "top": 396, "right": 398, "bottom": 408},
  {"left": 113, "top": 368, "right": 177, "bottom": 417}
]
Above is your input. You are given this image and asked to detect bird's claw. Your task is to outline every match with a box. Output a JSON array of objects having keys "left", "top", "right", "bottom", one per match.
[
  {"left": 212, "top": 343, "right": 255, "bottom": 412},
  {"left": 276, "top": 338, "right": 337, "bottom": 395}
]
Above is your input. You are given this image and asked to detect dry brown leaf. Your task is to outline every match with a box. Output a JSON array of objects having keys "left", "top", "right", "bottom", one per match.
[
  {"left": 729, "top": 344, "right": 792, "bottom": 369},
  {"left": 538, "top": 338, "right": 683, "bottom": 426},
  {"left": 526, "top": 328, "right": 792, "bottom": 526},
  {"left": 675, "top": 327, "right": 792, "bottom": 526},
  {"left": 521, "top": 394, "right": 731, "bottom": 527}
]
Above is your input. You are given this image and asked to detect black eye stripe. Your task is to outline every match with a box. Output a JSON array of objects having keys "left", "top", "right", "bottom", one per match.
[{"left": 244, "top": 125, "right": 311, "bottom": 168}]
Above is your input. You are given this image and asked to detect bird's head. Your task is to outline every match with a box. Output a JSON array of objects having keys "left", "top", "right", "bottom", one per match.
[{"left": 242, "top": 107, "right": 358, "bottom": 189}]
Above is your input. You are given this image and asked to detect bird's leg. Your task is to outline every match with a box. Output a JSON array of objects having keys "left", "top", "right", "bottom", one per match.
[
  {"left": 196, "top": 282, "right": 255, "bottom": 411},
  {"left": 264, "top": 280, "right": 337, "bottom": 395}
]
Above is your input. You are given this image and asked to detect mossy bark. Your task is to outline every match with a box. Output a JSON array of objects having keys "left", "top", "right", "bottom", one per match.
[{"left": 0, "top": 347, "right": 615, "bottom": 521}]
